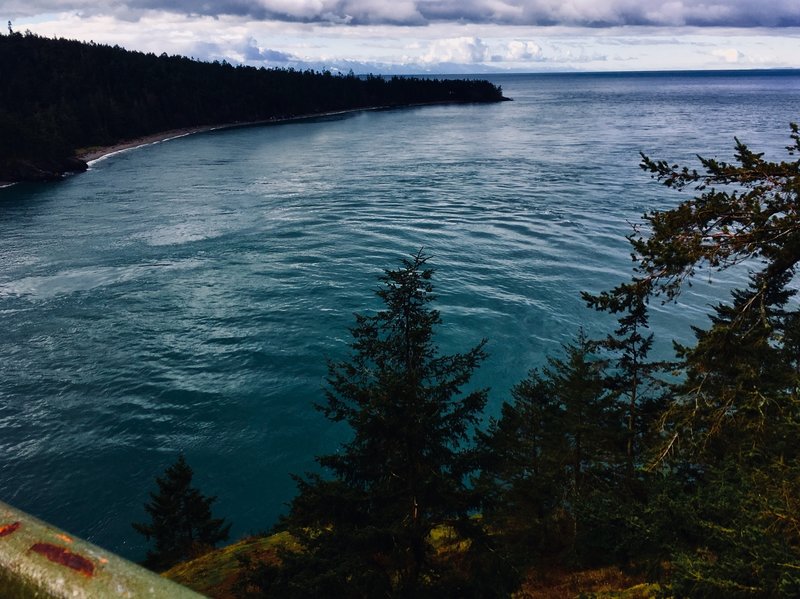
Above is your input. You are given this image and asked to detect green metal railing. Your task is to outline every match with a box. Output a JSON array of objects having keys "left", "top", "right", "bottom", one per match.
[{"left": 0, "top": 500, "right": 205, "bottom": 598}]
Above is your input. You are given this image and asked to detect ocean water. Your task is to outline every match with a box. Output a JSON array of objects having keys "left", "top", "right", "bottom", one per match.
[{"left": 1, "top": 70, "right": 798, "bottom": 560}]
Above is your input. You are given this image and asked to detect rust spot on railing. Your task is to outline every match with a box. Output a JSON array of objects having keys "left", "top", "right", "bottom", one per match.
[
  {"left": 0, "top": 522, "right": 21, "bottom": 537},
  {"left": 30, "top": 542, "right": 95, "bottom": 577}
]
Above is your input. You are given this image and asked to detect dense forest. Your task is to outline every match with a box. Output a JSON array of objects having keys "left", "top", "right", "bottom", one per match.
[
  {"left": 134, "top": 127, "right": 800, "bottom": 597},
  {"left": 0, "top": 31, "right": 505, "bottom": 182}
]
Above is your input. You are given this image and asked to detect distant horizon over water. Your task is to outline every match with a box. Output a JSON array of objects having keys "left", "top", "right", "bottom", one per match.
[
  {"left": 433, "top": 67, "right": 800, "bottom": 76},
  {"left": 1, "top": 70, "right": 798, "bottom": 560}
]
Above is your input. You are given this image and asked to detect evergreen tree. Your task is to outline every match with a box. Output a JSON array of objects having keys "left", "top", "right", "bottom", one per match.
[
  {"left": 649, "top": 271, "right": 800, "bottom": 596},
  {"left": 583, "top": 279, "right": 666, "bottom": 483},
  {"left": 609, "top": 126, "right": 800, "bottom": 594},
  {"left": 270, "top": 251, "right": 491, "bottom": 597},
  {"left": 633, "top": 126, "right": 800, "bottom": 464},
  {"left": 665, "top": 457, "right": 800, "bottom": 598},
  {"left": 668, "top": 271, "right": 799, "bottom": 459},
  {"left": 476, "top": 371, "right": 562, "bottom": 571},
  {"left": 132, "top": 454, "right": 231, "bottom": 571},
  {"left": 478, "top": 332, "right": 620, "bottom": 568},
  {"left": 578, "top": 279, "right": 680, "bottom": 569},
  {"left": 635, "top": 123, "right": 800, "bottom": 313},
  {"left": 547, "top": 331, "right": 616, "bottom": 503}
]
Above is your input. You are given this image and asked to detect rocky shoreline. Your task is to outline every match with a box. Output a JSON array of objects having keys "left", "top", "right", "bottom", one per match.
[{"left": 1, "top": 156, "right": 88, "bottom": 184}]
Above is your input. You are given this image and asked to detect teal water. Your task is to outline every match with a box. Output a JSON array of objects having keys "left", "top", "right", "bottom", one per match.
[{"left": 1, "top": 71, "right": 799, "bottom": 559}]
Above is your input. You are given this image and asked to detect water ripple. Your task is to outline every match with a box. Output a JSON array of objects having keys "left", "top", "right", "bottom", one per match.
[{"left": 0, "top": 71, "right": 798, "bottom": 559}]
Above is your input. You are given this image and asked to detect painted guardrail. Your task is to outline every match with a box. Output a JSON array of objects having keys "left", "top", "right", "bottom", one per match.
[{"left": 0, "top": 499, "right": 205, "bottom": 598}]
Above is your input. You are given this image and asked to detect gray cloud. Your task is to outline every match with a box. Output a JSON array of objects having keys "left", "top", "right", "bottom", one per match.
[
  {"left": 241, "top": 37, "right": 293, "bottom": 62},
  {"left": 7, "top": 0, "right": 800, "bottom": 27}
]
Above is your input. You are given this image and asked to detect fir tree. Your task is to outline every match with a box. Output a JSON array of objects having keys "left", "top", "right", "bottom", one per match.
[
  {"left": 636, "top": 124, "right": 800, "bottom": 305},
  {"left": 668, "top": 271, "right": 799, "bottom": 459},
  {"left": 609, "top": 126, "right": 800, "bottom": 594},
  {"left": 476, "top": 369, "right": 569, "bottom": 570},
  {"left": 583, "top": 278, "right": 666, "bottom": 482},
  {"left": 132, "top": 454, "right": 231, "bottom": 571},
  {"left": 478, "top": 332, "right": 619, "bottom": 567},
  {"left": 271, "top": 251, "right": 491, "bottom": 597},
  {"left": 633, "top": 126, "right": 800, "bottom": 464}
]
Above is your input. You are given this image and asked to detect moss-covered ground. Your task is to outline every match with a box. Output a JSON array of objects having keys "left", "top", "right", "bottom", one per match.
[{"left": 164, "top": 529, "right": 660, "bottom": 598}]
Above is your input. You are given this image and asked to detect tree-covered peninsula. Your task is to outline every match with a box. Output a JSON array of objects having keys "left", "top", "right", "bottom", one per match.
[{"left": 0, "top": 31, "right": 507, "bottom": 182}]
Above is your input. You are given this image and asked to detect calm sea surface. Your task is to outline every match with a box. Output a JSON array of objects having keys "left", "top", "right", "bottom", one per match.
[{"left": 1, "top": 71, "right": 798, "bottom": 559}]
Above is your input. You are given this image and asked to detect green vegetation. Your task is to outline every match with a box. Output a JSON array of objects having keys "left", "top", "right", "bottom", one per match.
[
  {"left": 163, "top": 532, "right": 300, "bottom": 598},
  {"left": 629, "top": 124, "right": 800, "bottom": 596},
  {"left": 255, "top": 251, "right": 500, "bottom": 597},
  {"left": 145, "top": 127, "right": 799, "bottom": 595},
  {"left": 133, "top": 454, "right": 231, "bottom": 572},
  {"left": 0, "top": 31, "right": 506, "bottom": 182},
  {"left": 164, "top": 531, "right": 657, "bottom": 598}
]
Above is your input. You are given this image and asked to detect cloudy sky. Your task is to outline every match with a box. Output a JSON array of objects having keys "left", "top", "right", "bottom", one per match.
[{"left": 7, "top": 1, "right": 800, "bottom": 73}]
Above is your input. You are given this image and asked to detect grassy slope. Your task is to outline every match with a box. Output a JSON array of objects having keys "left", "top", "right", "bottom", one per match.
[
  {"left": 163, "top": 530, "right": 660, "bottom": 598},
  {"left": 162, "top": 532, "right": 299, "bottom": 598}
]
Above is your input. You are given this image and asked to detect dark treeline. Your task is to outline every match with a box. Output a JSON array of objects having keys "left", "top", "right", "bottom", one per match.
[
  {"left": 0, "top": 31, "right": 506, "bottom": 182},
  {"left": 138, "top": 125, "right": 800, "bottom": 597}
]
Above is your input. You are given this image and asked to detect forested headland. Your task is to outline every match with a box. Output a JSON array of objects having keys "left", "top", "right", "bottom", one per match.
[
  {"left": 133, "top": 126, "right": 800, "bottom": 597},
  {"left": 0, "top": 31, "right": 506, "bottom": 182}
]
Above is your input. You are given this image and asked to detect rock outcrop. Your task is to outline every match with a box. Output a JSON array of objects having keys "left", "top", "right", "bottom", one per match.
[{"left": 1, "top": 157, "right": 88, "bottom": 183}]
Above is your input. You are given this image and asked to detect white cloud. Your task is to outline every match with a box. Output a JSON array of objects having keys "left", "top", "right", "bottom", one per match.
[
  {"left": 11, "top": 10, "right": 800, "bottom": 73},
  {"left": 421, "top": 36, "right": 491, "bottom": 64},
  {"left": 712, "top": 47, "right": 746, "bottom": 63},
  {"left": 504, "top": 39, "right": 542, "bottom": 60}
]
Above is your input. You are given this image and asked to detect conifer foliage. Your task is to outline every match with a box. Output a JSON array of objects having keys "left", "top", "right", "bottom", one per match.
[
  {"left": 477, "top": 332, "right": 624, "bottom": 568},
  {"left": 272, "top": 251, "right": 490, "bottom": 597},
  {"left": 133, "top": 454, "right": 231, "bottom": 572},
  {"left": 633, "top": 125, "right": 800, "bottom": 463},
  {"left": 477, "top": 125, "right": 800, "bottom": 592},
  {"left": 624, "top": 125, "right": 800, "bottom": 595}
]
